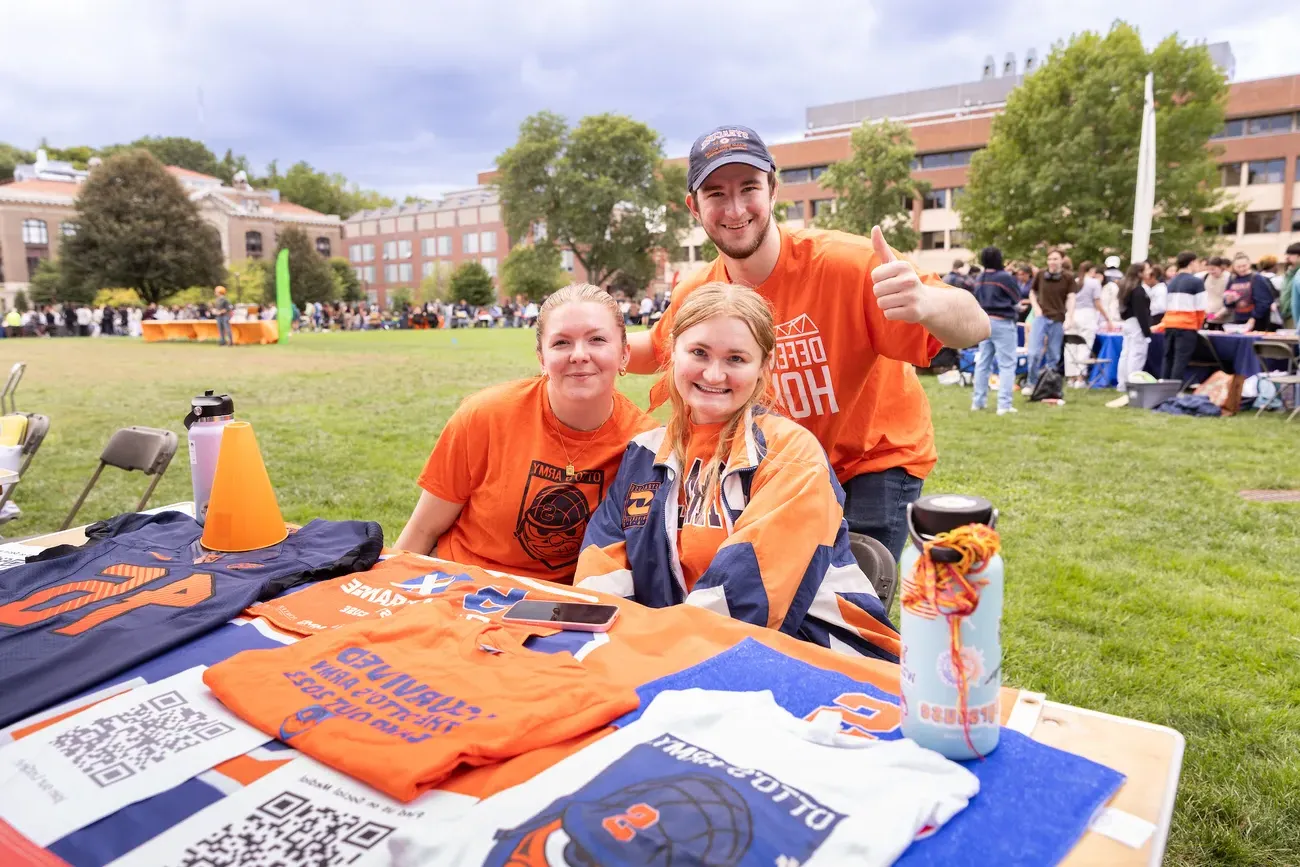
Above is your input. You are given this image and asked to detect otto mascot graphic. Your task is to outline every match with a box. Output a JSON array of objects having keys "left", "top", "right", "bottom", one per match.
[
  {"left": 488, "top": 774, "right": 753, "bottom": 866},
  {"left": 515, "top": 461, "right": 603, "bottom": 570},
  {"left": 278, "top": 704, "right": 334, "bottom": 741}
]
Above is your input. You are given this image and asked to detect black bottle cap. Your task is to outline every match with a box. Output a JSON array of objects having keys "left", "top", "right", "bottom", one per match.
[
  {"left": 909, "top": 494, "right": 997, "bottom": 539},
  {"left": 184, "top": 390, "right": 234, "bottom": 428}
]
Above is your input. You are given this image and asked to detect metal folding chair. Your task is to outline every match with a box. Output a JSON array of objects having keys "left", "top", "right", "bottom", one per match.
[
  {"left": 61, "top": 426, "right": 178, "bottom": 530},
  {"left": 1251, "top": 340, "right": 1300, "bottom": 419},
  {"left": 849, "top": 532, "right": 899, "bottom": 612},
  {"left": 0, "top": 413, "right": 50, "bottom": 526},
  {"left": 1182, "top": 333, "right": 1225, "bottom": 391},
  {"left": 1063, "top": 333, "right": 1112, "bottom": 386},
  {"left": 1, "top": 362, "right": 25, "bottom": 414}
]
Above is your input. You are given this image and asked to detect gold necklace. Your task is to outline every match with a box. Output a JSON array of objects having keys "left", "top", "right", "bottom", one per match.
[{"left": 547, "top": 401, "right": 613, "bottom": 482}]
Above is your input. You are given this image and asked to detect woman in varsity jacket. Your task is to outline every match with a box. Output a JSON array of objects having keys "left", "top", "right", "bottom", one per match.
[{"left": 574, "top": 283, "right": 900, "bottom": 661}]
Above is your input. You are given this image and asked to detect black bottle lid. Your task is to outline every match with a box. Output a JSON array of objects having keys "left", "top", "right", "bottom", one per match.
[{"left": 184, "top": 390, "right": 234, "bottom": 428}]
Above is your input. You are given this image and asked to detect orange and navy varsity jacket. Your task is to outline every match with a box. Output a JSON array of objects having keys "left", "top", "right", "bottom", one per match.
[{"left": 574, "top": 407, "right": 900, "bottom": 662}]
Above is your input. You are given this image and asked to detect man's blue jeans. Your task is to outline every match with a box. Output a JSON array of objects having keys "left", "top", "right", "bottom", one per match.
[
  {"left": 841, "top": 468, "right": 924, "bottom": 564},
  {"left": 973, "top": 317, "right": 1018, "bottom": 411},
  {"left": 1027, "top": 316, "right": 1064, "bottom": 386}
]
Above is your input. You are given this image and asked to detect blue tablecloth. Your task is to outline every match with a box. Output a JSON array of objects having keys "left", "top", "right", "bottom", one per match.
[{"left": 1091, "top": 330, "right": 1295, "bottom": 388}]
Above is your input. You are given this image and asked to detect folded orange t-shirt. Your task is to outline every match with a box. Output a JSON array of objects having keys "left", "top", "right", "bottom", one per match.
[
  {"left": 203, "top": 609, "right": 639, "bottom": 802},
  {"left": 245, "top": 552, "right": 571, "bottom": 637}
]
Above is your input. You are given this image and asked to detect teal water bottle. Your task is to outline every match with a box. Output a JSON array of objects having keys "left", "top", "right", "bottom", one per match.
[{"left": 898, "top": 495, "right": 1003, "bottom": 759}]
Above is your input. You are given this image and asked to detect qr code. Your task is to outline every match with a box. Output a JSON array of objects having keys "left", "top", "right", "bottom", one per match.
[
  {"left": 49, "top": 690, "right": 235, "bottom": 787},
  {"left": 180, "top": 790, "right": 394, "bottom": 866}
]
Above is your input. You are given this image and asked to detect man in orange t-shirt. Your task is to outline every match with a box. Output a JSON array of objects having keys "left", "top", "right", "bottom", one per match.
[{"left": 628, "top": 125, "right": 989, "bottom": 559}]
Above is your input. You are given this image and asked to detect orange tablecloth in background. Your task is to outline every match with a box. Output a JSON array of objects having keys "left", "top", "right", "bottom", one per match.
[{"left": 139, "top": 320, "right": 277, "bottom": 344}]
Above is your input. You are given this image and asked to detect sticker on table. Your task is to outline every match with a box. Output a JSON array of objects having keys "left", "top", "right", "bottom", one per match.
[
  {"left": 0, "top": 666, "right": 270, "bottom": 847},
  {"left": 108, "top": 756, "right": 476, "bottom": 866}
]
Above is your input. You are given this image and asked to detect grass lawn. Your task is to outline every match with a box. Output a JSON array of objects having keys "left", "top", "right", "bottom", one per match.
[{"left": 2, "top": 329, "right": 1298, "bottom": 865}]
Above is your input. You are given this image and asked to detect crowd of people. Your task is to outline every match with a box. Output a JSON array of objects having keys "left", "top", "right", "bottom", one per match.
[{"left": 955, "top": 241, "right": 1300, "bottom": 414}]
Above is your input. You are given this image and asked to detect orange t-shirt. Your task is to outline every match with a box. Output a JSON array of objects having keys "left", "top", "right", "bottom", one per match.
[
  {"left": 244, "top": 552, "right": 579, "bottom": 637},
  {"left": 417, "top": 377, "right": 655, "bottom": 583},
  {"left": 652, "top": 226, "right": 947, "bottom": 482},
  {"left": 676, "top": 422, "right": 729, "bottom": 591},
  {"left": 202, "top": 610, "right": 640, "bottom": 802}
]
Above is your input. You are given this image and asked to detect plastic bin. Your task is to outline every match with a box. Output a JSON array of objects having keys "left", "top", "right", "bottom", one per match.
[{"left": 1126, "top": 379, "right": 1182, "bottom": 408}]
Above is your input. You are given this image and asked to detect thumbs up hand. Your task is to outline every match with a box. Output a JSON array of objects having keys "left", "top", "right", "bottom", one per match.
[{"left": 870, "top": 225, "right": 933, "bottom": 323}]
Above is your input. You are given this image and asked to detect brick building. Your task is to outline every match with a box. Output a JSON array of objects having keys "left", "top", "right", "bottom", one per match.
[
  {"left": 340, "top": 185, "right": 594, "bottom": 307},
  {"left": 0, "top": 156, "right": 343, "bottom": 310}
]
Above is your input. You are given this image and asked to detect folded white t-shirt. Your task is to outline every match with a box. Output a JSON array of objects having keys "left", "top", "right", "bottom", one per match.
[{"left": 389, "top": 688, "right": 978, "bottom": 866}]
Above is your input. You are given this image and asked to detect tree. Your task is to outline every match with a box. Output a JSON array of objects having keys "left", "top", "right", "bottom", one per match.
[
  {"left": 99, "top": 137, "right": 222, "bottom": 177},
  {"left": 62, "top": 150, "right": 225, "bottom": 304},
  {"left": 216, "top": 148, "right": 253, "bottom": 185},
  {"left": 388, "top": 288, "right": 413, "bottom": 310},
  {"left": 13, "top": 290, "right": 28, "bottom": 314},
  {"left": 449, "top": 261, "right": 496, "bottom": 307},
  {"left": 956, "top": 22, "right": 1231, "bottom": 265},
  {"left": 261, "top": 160, "right": 394, "bottom": 218},
  {"left": 812, "top": 119, "right": 928, "bottom": 251},
  {"left": 274, "top": 227, "right": 338, "bottom": 305},
  {"left": 226, "top": 260, "right": 270, "bottom": 305},
  {"left": 500, "top": 243, "right": 568, "bottom": 301},
  {"left": 0, "top": 143, "right": 35, "bottom": 182},
  {"left": 328, "top": 258, "right": 363, "bottom": 303},
  {"left": 418, "top": 267, "right": 453, "bottom": 304},
  {"left": 496, "top": 111, "right": 690, "bottom": 288},
  {"left": 28, "top": 258, "right": 93, "bottom": 305}
]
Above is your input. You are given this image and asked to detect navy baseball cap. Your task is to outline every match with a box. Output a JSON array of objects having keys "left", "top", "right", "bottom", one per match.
[{"left": 687, "top": 125, "right": 775, "bottom": 191}]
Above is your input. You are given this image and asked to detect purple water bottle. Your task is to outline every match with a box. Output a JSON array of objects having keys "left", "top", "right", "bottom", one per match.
[{"left": 184, "top": 391, "right": 234, "bottom": 524}]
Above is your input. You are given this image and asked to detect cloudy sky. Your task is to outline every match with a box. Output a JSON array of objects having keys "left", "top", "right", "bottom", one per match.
[{"left": 2, "top": 0, "right": 1297, "bottom": 200}]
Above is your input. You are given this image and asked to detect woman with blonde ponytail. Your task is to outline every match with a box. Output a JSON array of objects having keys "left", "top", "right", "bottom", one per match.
[{"left": 575, "top": 283, "right": 899, "bottom": 661}]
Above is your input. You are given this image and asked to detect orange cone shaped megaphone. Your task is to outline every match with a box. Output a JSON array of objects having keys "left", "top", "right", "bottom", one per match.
[{"left": 200, "top": 421, "right": 287, "bottom": 552}]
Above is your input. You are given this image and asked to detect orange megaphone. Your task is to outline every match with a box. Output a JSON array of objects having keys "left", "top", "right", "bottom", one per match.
[{"left": 200, "top": 421, "right": 288, "bottom": 552}]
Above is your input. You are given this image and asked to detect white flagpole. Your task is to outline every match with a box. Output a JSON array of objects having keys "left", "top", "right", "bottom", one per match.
[{"left": 1130, "top": 73, "right": 1156, "bottom": 264}]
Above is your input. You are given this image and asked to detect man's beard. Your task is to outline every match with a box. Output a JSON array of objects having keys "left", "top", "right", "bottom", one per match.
[{"left": 708, "top": 208, "right": 772, "bottom": 261}]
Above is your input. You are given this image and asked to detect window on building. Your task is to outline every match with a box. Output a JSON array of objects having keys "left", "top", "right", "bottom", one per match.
[
  {"left": 481, "top": 257, "right": 498, "bottom": 277},
  {"left": 437, "top": 236, "right": 452, "bottom": 256},
  {"left": 384, "top": 264, "right": 398, "bottom": 282},
  {"left": 1293, "top": 212, "right": 1300, "bottom": 233},
  {"left": 677, "top": 246, "right": 691, "bottom": 262},
  {"left": 367, "top": 290, "right": 379, "bottom": 305},
  {"left": 1246, "top": 114, "right": 1293, "bottom": 136},
  {"left": 913, "top": 149, "right": 979, "bottom": 171},
  {"left": 27, "top": 255, "right": 43, "bottom": 277},
  {"left": 1246, "top": 158, "right": 1285, "bottom": 185},
  {"left": 354, "top": 266, "right": 363, "bottom": 282},
  {"left": 383, "top": 240, "right": 396, "bottom": 259},
  {"left": 1219, "top": 163, "right": 1243, "bottom": 187},
  {"left": 781, "top": 167, "right": 812, "bottom": 184},
  {"left": 920, "top": 231, "right": 947, "bottom": 250},
  {"left": 782, "top": 201, "right": 804, "bottom": 220},
  {"left": 398, "top": 239, "right": 412, "bottom": 259},
  {"left": 809, "top": 165, "right": 828, "bottom": 181},
  {"left": 1217, "top": 214, "right": 1239, "bottom": 236},
  {"left": 60, "top": 221, "right": 78, "bottom": 237},
  {"left": 480, "top": 231, "right": 497, "bottom": 253},
  {"left": 902, "top": 196, "right": 914, "bottom": 211},
  {"left": 363, "top": 265, "right": 375, "bottom": 283},
  {"left": 811, "top": 198, "right": 834, "bottom": 218},
  {"left": 398, "top": 263, "right": 413, "bottom": 281},
  {"left": 949, "top": 187, "right": 965, "bottom": 205},
  {"left": 350, "top": 243, "right": 362, "bottom": 262},
  {"left": 1243, "top": 210, "right": 1281, "bottom": 234},
  {"left": 533, "top": 220, "right": 547, "bottom": 241},
  {"left": 923, "top": 189, "right": 947, "bottom": 210},
  {"left": 421, "top": 237, "right": 436, "bottom": 257},
  {"left": 561, "top": 249, "right": 575, "bottom": 272},
  {"left": 21, "top": 219, "right": 48, "bottom": 246},
  {"left": 363, "top": 243, "right": 375, "bottom": 261},
  {"left": 422, "top": 261, "right": 435, "bottom": 277},
  {"left": 463, "top": 233, "right": 479, "bottom": 254},
  {"left": 245, "top": 231, "right": 263, "bottom": 259},
  {"left": 949, "top": 231, "right": 972, "bottom": 248},
  {"left": 315, "top": 237, "right": 331, "bottom": 256},
  {"left": 1211, "top": 119, "right": 1245, "bottom": 139}
]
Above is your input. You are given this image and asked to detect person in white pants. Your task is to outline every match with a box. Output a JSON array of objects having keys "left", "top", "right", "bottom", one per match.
[
  {"left": 1065, "top": 262, "right": 1113, "bottom": 388},
  {"left": 1115, "top": 263, "right": 1152, "bottom": 389}
]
